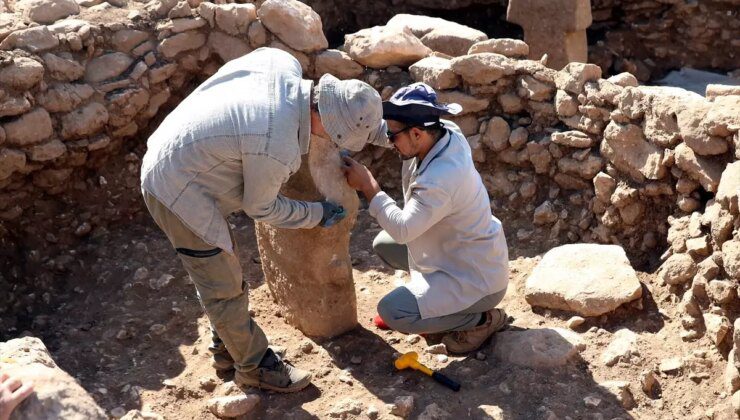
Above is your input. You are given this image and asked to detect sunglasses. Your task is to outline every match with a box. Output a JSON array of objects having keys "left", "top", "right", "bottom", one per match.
[{"left": 387, "top": 126, "right": 412, "bottom": 143}]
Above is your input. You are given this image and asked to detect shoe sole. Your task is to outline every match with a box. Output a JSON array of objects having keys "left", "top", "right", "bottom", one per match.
[
  {"left": 445, "top": 309, "right": 509, "bottom": 355},
  {"left": 238, "top": 377, "right": 312, "bottom": 393}
]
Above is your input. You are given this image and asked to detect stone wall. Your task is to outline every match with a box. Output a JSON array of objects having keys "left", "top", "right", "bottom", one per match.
[
  {"left": 300, "top": 0, "right": 739, "bottom": 80},
  {"left": 0, "top": 0, "right": 737, "bottom": 332}
]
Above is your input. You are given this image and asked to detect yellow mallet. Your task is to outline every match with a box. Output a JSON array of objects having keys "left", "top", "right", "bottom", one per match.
[{"left": 394, "top": 352, "right": 461, "bottom": 392}]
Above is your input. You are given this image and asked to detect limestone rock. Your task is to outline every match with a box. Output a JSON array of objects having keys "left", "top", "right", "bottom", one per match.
[
  {"left": 555, "top": 63, "right": 602, "bottom": 94},
  {"left": 509, "top": 126, "right": 528, "bottom": 149},
  {"left": 247, "top": 21, "right": 268, "bottom": 48},
  {"left": 0, "top": 337, "right": 106, "bottom": 419},
  {"left": 120, "top": 410, "right": 163, "bottom": 420},
  {"left": 704, "top": 313, "right": 730, "bottom": 347},
  {"left": 329, "top": 398, "right": 363, "bottom": 418},
  {"left": 3, "top": 108, "right": 53, "bottom": 146},
  {"left": 493, "top": 327, "right": 584, "bottom": 368},
  {"left": 207, "top": 394, "right": 260, "bottom": 418},
  {"left": 418, "top": 403, "right": 450, "bottom": 420},
  {"left": 593, "top": 172, "right": 616, "bottom": 202},
  {"left": 469, "top": 38, "right": 528, "bottom": 57},
  {"left": 344, "top": 25, "right": 431, "bottom": 69},
  {"left": 106, "top": 88, "right": 150, "bottom": 128},
  {"left": 607, "top": 72, "right": 639, "bottom": 87},
  {"left": 437, "top": 91, "right": 488, "bottom": 115},
  {"left": 601, "top": 121, "right": 665, "bottom": 182},
  {"left": 450, "top": 53, "right": 516, "bottom": 85},
  {"left": 555, "top": 90, "right": 578, "bottom": 117},
  {"left": 481, "top": 116, "right": 510, "bottom": 151},
  {"left": 214, "top": 3, "right": 257, "bottom": 36},
  {"left": 255, "top": 135, "right": 359, "bottom": 338},
  {"left": 0, "top": 57, "right": 44, "bottom": 90},
  {"left": 533, "top": 200, "right": 557, "bottom": 225},
  {"left": 9, "top": 24, "right": 61, "bottom": 52},
  {"left": 518, "top": 75, "right": 553, "bottom": 101},
  {"left": 60, "top": 102, "right": 109, "bottom": 140},
  {"left": 674, "top": 143, "right": 724, "bottom": 193},
  {"left": 704, "top": 95, "right": 740, "bottom": 137},
  {"left": 659, "top": 253, "right": 697, "bottom": 285},
  {"left": 677, "top": 99, "right": 729, "bottom": 156},
  {"left": 258, "top": 0, "right": 327, "bottom": 52},
  {"left": 28, "top": 139, "right": 66, "bottom": 161},
  {"left": 599, "top": 380, "right": 635, "bottom": 409},
  {"left": 158, "top": 31, "right": 206, "bottom": 59},
  {"left": 16, "top": 0, "right": 79, "bottom": 23},
  {"left": 601, "top": 329, "right": 639, "bottom": 366},
  {"left": 111, "top": 29, "right": 149, "bottom": 53},
  {"left": 419, "top": 25, "right": 487, "bottom": 57},
  {"left": 716, "top": 161, "right": 740, "bottom": 214},
  {"left": 0, "top": 148, "right": 27, "bottom": 180},
  {"left": 208, "top": 32, "right": 251, "bottom": 63},
  {"left": 524, "top": 244, "right": 643, "bottom": 316},
  {"left": 36, "top": 83, "right": 95, "bottom": 113},
  {"left": 551, "top": 130, "right": 592, "bottom": 148},
  {"left": 557, "top": 155, "right": 602, "bottom": 179},
  {"left": 387, "top": 395, "right": 413, "bottom": 418},
  {"left": 43, "top": 53, "right": 84, "bottom": 81},
  {"left": 722, "top": 239, "right": 740, "bottom": 280},
  {"left": 85, "top": 53, "right": 134, "bottom": 83},
  {"left": 707, "top": 280, "right": 738, "bottom": 305},
  {"left": 0, "top": 96, "right": 32, "bottom": 118},
  {"left": 409, "top": 56, "right": 459, "bottom": 90},
  {"left": 313, "top": 49, "right": 363, "bottom": 80}
]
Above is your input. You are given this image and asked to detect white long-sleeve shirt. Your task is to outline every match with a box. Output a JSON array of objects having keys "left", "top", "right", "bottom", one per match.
[{"left": 369, "top": 120, "right": 509, "bottom": 319}]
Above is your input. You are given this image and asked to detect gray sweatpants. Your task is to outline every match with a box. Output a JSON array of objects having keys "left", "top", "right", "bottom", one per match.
[{"left": 373, "top": 230, "right": 506, "bottom": 334}]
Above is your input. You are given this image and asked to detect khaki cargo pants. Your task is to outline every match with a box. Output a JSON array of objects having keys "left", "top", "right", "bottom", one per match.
[{"left": 142, "top": 190, "right": 268, "bottom": 373}]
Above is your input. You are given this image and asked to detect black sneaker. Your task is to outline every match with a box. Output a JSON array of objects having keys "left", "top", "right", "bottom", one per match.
[{"left": 235, "top": 349, "right": 312, "bottom": 393}]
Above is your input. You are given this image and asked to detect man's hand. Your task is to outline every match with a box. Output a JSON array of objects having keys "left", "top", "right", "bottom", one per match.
[
  {"left": 341, "top": 157, "right": 381, "bottom": 202},
  {"left": 0, "top": 372, "right": 34, "bottom": 420}
]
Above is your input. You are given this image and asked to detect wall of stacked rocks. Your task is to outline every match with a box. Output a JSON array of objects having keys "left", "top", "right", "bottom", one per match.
[
  {"left": 0, "top": 0, "right": 737, "bottom": 331},
  {"left": 302, "top": 0, "right": 739, "bottom": 80}
]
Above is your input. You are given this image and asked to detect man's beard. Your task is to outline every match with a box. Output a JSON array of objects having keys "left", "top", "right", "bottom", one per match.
[{"left": 394, "top": 146, "right": 416, "bottom": 161}]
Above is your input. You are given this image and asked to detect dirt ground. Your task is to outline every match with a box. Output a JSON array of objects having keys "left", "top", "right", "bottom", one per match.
[{"left": 16, "top": 202, "right": 736, "bottom": 420}]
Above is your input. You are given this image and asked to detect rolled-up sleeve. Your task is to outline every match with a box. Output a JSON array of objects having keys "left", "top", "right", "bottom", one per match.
[
  {"left": 368, "top": 183, "right": 451, "bottom": 244},
  {"left": 242, "top": 154, "right": 323, "bottom": 228}
]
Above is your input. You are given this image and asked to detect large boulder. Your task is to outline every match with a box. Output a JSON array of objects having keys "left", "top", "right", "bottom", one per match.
[
  {"left": 313, "top": 49, "right": 364, "bottom": 80},
  {"left": 0, "top": 57, "right": 44, "bottom": 91},
  {"left": 493, "top": 328, "right": 585, "bottom": 368},
  {"left": 344, "top": 25, "right": 431, "bottom": 69},
  {"left": 0, "top": 26, "right": 59, "bottom": 53},
  {"left": 15, "top": 0, "right": 79, "bottom": 24},
  {"left": 84, "top": 53, "right": 134, "bottom": 83},
  {"left": 386, "top": 14, "right": 487, "bottom": 57},
  {"left": 450, "top": 53, "right": 516, "bottom": 85},
  {"left": 676, "top": 98, "right": 729, "bottom": 156},
  {"left": 674, "top": 143, "right": 724, "bottom": 193},
  {"left": 601, "top": 121, "right": 665, "bottom": 183},
  {"left": 716, "top": 161, "right": 740, "bottom": 214},
  {"left": 3, "top": 108, "right": 53, "bottom": 147},
  {"left": 524, "top": 244, "right": 643, "bottom": 316},
  {"left": 258, "top": 0, "right": 327, "bottom": 52},
  {"left": 409, "top": 56, "right": 460, "bottom": 90},
  {"left": 0, "top": 337, "right": 106, "bottom": 419}
]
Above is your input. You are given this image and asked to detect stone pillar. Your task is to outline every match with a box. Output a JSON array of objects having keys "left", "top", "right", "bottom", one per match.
[
  {"left": 255, "top": 135, "right": 359, "bottom": 339},
  {"left": 506, "top": 0, "right": 592, "bottom": 70}
]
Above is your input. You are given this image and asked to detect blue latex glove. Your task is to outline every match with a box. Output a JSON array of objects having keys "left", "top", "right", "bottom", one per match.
[{"left": 319, "top": 201, "right": 347, "bottom": 227}]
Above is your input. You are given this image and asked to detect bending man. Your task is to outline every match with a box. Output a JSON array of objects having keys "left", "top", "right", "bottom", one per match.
[{"left": 141, "top": 48, "right": 383, "bottom": 392}]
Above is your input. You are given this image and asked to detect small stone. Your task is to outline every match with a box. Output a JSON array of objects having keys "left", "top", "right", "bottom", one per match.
[
  {"left": 475, "top": 351, "right": 487, "bottom": 361},
  {"left": 601, "top": 329, "right": 639, "bottom": 367},
  {"left": 350, "top": 356, "right": 362, "bottom": 365},
  {"left": 111, "top": 407, "right": 127, "bottom": 418},
  {"left": 199, "top": 377, "right": 217, "bottom": 392},
  {"left": 390, "top": 395, "right": 414, "bottom": 418},
  {"left": 329, "top": 398, "right": 363, "bottom": 418},
  {"left": 406, "top": 334, "right": 421, "bottom": 344},
  {"left": 133, "top": 267, "right": 149, "bottom": 282},
  {"left": 425, "top": 344, "right": 447, "bottom": 355},
  {"left": 418, "top": 403, "right": 450, "bottom": 420},
  {"left": 566, "top": 316, "right": 585, "bottom": 329},
  {"left": 640, "top": 370, "right": 659, "bottom": 395},
  {"left": 149, "top": 274, "right": 174, "bottom": 290},
  {"left": 659, "top": 357, "right": 683, "bottom": 374},
  {"left": 299, "top": 340, "right": 314, "bottom": 354},
  {"left": 436, "top": 354, "right": 448, "bottom": 363},
  {"left": 659, "top": 253, "right": 697, "bottom": 285},
  {"left": 207, "top": 394, "right": 260, "bottom": 418},
  {"left": 583, "top": 395, "right": 601, "bottom": 407},
  {"left": 149, "top": 324, "right": 166, "bottom": 335}
]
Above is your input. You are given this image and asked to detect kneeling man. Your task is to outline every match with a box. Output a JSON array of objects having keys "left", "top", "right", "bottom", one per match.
[{"left": 342, "top": 83, "right": 509, "bottom": 354}]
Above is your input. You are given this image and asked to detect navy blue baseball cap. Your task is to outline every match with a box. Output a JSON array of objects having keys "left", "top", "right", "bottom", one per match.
[{"left": 382, "top": 83, "right": 462, "bottom": 125}]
